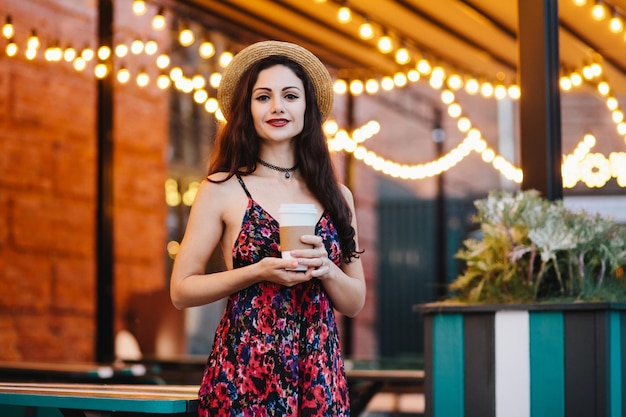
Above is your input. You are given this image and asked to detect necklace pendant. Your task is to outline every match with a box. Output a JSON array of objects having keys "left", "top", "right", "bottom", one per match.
[{"left": 285, "top": 172, "right": 291, "bottom": 179}]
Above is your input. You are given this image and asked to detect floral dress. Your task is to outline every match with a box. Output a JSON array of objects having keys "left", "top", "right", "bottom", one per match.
[{"left": 197, "top": 175, "right": 350, "bottom": 416}]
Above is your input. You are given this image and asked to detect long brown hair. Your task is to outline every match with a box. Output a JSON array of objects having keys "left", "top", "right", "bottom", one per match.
[{"left": 208, "top": 55, "right": 360, "bottom": 263}]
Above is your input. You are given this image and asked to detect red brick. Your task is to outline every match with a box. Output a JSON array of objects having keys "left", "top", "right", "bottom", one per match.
[
  {"left": 53, "top": 136, "right": 97, "bottom": 199},
  {"left": 0, "top": 194, "right": 8, "bottom": 247},
  {"left": 50, "top": 315, "right": 95, "bottom": 362},
  {"left": 114, "top": 151, "right": 167, "bottom": 209},
  {"left": 15, "top": 314, "right": 67, "bottom": 362},
  {"left": 0, "top": 316, "right": 21, "bottom": 361},
  {"left": 0, "top": 128, "right": 55, "bottom": 191},
  {"left": 0, "top": 250, "right": 52, "bottom": 311},
  {"left": 12, "top": 194, "right": 94, "bottom": 256},
  {"left": 115, "top": 206, "right": 166, "bottom": 263},
  {"left": 52, "top": 258, "right": 95, "bottom": 314}
]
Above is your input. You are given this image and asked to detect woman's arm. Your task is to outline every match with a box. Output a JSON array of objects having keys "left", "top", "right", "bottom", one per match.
[{"left": 170, "top": 178, "right": 315, "bottom": 309}]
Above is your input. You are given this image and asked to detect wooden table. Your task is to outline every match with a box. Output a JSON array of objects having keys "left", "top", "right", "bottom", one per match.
[{"left": 0, "top": 383, "right": 198, "bottom": 416}]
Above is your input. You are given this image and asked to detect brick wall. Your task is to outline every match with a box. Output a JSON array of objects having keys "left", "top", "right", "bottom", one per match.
[{"left": 0, "top": 0, "right": 168, "bottom": 362}]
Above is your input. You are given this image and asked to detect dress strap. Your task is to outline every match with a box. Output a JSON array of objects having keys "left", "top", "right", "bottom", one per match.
[{"left": 235, "top": 174, "right": 252, "bottom": 199}]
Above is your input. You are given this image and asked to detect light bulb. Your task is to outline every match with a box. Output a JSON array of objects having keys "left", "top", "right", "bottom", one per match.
[
  {"left": 137, "top": 70, "right": 150, "bottom": 87},
  {"left": 94, "top": 63, "right": 108, "bottom": 79},
  {"left": 132, "top": 0, "right": 147, "bottom": 16},
  {"left": 152, "top": 8, "right": 166, "bottom": 31},
  {"left": 337, "top": 6, "right": 352, "bottom": 24},
  {"left": 2, "top": 16, "right": 14, "bottom": 39},
  {"left": 592, "top": 1, "right": 607, "bottom": 21},
  {"left": 377, "top": 35, "right": 392, "bottom": 53},
  {"left": 395, "top": 47, "right": 410, "bottom": 65},
  {"left": 359, "top": 22, "right": 374, "bottom": 40},
  {"left": 610, "top": 13, "right": 623, "bottom": 33},
  {"left": 6, "top": 39, "right": 17, "bottom": 57},
  {"left": 179, "top": 28, "right": 195, "bottom": 47},
  {"left": 199, "top": 41, "right": 215, "bottom": 59},
  {"left": 117, "top": 67, "right": 131, "bottom": 83},
  {"left": 27, "top": 30, "right": 40, "bottom": 50},
  {"left": 219, "top": 51, "right": 233, "bottom": 68}
]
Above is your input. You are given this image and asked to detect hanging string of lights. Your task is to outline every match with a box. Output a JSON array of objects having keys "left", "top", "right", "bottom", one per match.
[
  {"left": 573, "top": 0, "right": 626, "bottom": 37},
  {"left": 1, "top": 0, "right": 625, "bottom": 189}
]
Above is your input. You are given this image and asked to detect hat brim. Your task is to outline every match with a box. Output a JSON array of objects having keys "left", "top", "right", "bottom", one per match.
[{"left": 218, "top": 40, "right": 333, "bottom": 121}]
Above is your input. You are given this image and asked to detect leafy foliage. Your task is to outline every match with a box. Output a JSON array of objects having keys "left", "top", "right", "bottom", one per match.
[{"left": 450, "top": 190, "right": 626, "bottom": 304}]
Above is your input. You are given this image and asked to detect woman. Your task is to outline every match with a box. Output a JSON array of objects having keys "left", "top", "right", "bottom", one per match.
[{"left": 170, "top": 40, "right": 366, "bottom": 416}]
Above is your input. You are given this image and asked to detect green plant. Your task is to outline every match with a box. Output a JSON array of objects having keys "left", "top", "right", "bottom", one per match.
[{"left": 450, "top": 190, "right": 626, "bottom": 304}]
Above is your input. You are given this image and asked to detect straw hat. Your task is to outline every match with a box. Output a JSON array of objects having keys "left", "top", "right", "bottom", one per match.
[{"left": 218, "top": 40, "right": 334, "bottom": 121}]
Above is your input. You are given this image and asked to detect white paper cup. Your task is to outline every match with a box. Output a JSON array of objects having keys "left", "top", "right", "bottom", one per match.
[{"left": 278, "top": 203, "right": 318, "bottom": 271}]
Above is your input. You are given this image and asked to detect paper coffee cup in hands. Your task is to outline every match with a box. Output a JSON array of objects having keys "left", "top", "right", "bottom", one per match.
[{"left": 279, "top": 203, "right": 318, "bottom": 271}]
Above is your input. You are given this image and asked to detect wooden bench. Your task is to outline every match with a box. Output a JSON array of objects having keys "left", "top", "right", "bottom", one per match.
[
  {"left": 124, "top": 357, "right": 425, "bottom": 416},
  {"left": 0, "top": 382, "right": 198, "bottom": 416},
  {"left": 0, "top": 360, "right": 150, "bottom": 383}
]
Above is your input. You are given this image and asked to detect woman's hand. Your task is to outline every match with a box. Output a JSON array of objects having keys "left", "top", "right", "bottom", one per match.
[
  {"left": 289, "top": 235, "right": 333, "bottom": 279},
  {"left": 256, "top": 256, "right": 316, "bottom": 287}
]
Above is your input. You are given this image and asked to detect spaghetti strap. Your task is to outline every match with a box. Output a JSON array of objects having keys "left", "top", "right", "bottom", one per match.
[{"left": 236, "top": 175, "right": 252, "bottom": 199}]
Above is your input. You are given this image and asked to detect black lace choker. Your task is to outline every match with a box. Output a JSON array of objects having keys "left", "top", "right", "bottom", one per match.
[{"left": 257, "top": 159, "right": 298, "bottom": 179}]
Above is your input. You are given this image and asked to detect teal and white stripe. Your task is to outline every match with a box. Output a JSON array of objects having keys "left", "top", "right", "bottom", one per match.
[{"left": 423, "top": 304, "right": 626, "bottom": 417}]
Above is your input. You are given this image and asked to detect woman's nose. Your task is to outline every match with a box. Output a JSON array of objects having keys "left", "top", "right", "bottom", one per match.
[{"left": 271, "top": 97, "right": 285, "bottom": 113}]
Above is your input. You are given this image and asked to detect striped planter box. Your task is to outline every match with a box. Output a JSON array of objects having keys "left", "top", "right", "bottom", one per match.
[{"left": 421, "top": 303, "right": 626, "bottom": 417}]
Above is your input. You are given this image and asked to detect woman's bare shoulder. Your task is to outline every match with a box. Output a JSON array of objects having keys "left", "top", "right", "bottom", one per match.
[
  {"left": 195, "top": 173, "right": 242, "bottom": 203},
  {"left": 339, "top": 183, "right": 355, "bottom": 205}
]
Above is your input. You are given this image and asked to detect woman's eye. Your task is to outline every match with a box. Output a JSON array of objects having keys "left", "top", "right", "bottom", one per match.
[
  {"left": 255, "top": 95, "right": 269, "bottom": 101},
  {"left": 285, "top": 93, "right": 299, "bottom": 100}
]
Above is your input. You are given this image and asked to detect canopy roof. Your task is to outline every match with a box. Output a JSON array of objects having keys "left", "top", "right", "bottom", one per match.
[{"left": 177, "top": 0, "right": 626, "bottom": 94}]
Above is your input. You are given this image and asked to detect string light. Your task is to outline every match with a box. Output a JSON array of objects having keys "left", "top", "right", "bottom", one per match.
[
  {"left": 73, "top": 57, "right": 86, "bottom": 71},
  {"left": 393, "top": 72, "right": 407, "bottom": 87},
  {"left": 365, "top": 78, "right": 379, "bottom": 94},
  {"left": 377, "top": 34, "right": 393, "bottom": 54},
  {"left": 115, "top": 43, "right": 128, "bottom": 58},
  {"left": 178, "top": 22, "right": 195, "bottom": 47},
  {"left": 156, "top": 53, "right": 170, "bottom": 69},
  {"left": 334, "top": 79, "right": 348, "bottom": 94},
  {"left": 609, "top": 9, "right": 624, "bottom": 32},
  {"left": 27, "top": 30, "right": 39, "bottom": 50},
  {"left": 209, "top": 72, "right": 221, "bottom": 88},
  {"left": 3, "top": 2, "right": 624, "bottom": 188},
  {"left": 199, "top": 40, "right": 215, "bottom": 59},
  {"left": 381, "top": 76, "right": 394, "bottom": 91},
  {"left": 359, "top": 20, "right": 374, "bottom": 40},
  {"left": 81, "top": 46, "right": 94, "bottom": 61},
  {"left": 157, "top": 73, "right": 171, "bottom": 89},
  {"left": 132, "top": 0, "right": 147, "bottom": 16},
  {"left": 117, "top": 66, "right": 131, "bottom": 83},
  {"left": 144, "top": 39, "right": 158, "bottom": 55},
  {"left": 337, "top": 6, "right": 352, "bottom": 24},
  {"left": 136, "top": 69, "right": 150, "bottom": 87},
  {"left": 130, "top": 39, "right": 144, "bottom": 55},
  {"left": 592, "top": 1, "right": 607, "bottom": 21},
  {"left": 2, "top": 16, "right": 14, "bottom": 39},
  {"left": 395, "top": 46, "right": 410, "bottom": 65},
  {"left": 94, "top": 63, "right": 108, "bottom": 79},
  {"left": 6, "top": 38, "right": 17, "bottom": 56},
  {"left": 97, "top": 45, "right": 111, "bottom": 60},
  {"left": 63, "top": 46, "right": 76, "bottom": 62},
  {"left": 349, "top": 79, "right": 364, "bottom": 95},
  {"left": 152, "top": 7, "right": 166, "bottom": 31},
  {"left": 407, "top": 69, "right": 420, "bottom": 82},
  {"left": 218, "top": 51, "right": 233, "bottom": 68}
]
